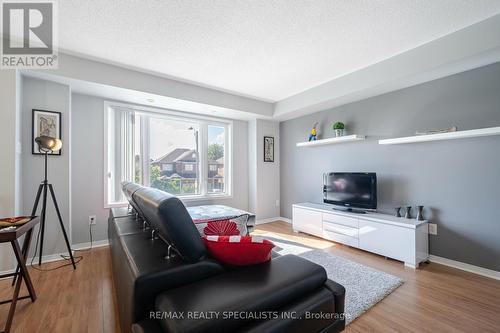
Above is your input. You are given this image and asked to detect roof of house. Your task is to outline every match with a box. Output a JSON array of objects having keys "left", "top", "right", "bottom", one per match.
[
  {"left": 153, "top": 148, "right": 196, "bottom": 164},
  {"left": 153, "top": 148, "right": 224, "bottom": 165}
]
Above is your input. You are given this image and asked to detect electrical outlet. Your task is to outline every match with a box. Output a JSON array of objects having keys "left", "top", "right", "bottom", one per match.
[
  {"left": 89, "top": 215, "right": 96, "bottom": 225},
  {"left": 275, "top": 199, "right": 280, "bottom": 207},
  {"left": 428, "top": 223, "right": 437, "bottom": 235}
]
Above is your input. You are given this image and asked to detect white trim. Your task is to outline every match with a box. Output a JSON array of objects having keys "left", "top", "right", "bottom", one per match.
[
  {"left": 429, "top": 255, "right": 500, "bottom": 281},
  {"left": 68, "top": 89, "right": 73, "bottom": 247},
  {"left": 105, "top": 100, "right": 237, "bottom": 124},
  {"left": 296, "top": 135, "right": 366, "bottom": 147},
  {"left": 255, "top": 217, "right": 292, "bottom": 225},
  {"left": 0, "top": 251, "right": 75, "bottom": 279},
  {"left": 378, "top": 126, "right": 500, "bottom": 145},
  {"left": 0, "top": 241, "right": 110, "bottom": 280},
  {"left": 180, "top": 193, "right": 234, "bottom": 203},
  {"left": 72, "top": 239, "right": 110, "bottom": 251},
  {"left": 280, "top": 217, "right": 292, "bottom": 224}
]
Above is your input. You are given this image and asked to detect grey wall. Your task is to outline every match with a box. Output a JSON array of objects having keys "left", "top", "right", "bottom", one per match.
[
  {"left": 248, "top": 119, "right": 281, "bottom": 220},
  {"left": 280, "top": 62, "right": 500, "bottom": 271},
  {"left": 21, "top": 77, "right": 72, "bottom": 257},
  {"left": 71, "top": 94, "right": 109, "bottom": 244},
  {"left": 70, "top": 93, "right": 250, "bottom": 244}
]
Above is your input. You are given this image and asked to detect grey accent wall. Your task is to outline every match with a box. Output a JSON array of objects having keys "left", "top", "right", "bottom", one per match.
[
  {"left": 280, "top": 62, "right": 500, "bottom": 271},
  {"left": 21, "top": 77, "right": 72, "bottom": 257}
]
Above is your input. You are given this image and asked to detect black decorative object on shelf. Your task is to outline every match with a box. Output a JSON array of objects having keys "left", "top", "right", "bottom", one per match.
[
  {"left": 395, "top": 207, "right": 401, "bottom": 217},
  {"left": 405, "top": 206, "right": 412, "bottom": 219},
  {"left": 416, "top": 205, "right": 424, "bottom": 221}
]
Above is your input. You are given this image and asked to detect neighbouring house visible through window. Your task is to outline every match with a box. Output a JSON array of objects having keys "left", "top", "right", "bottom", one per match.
[{"left": 105, "top": 102, "right": 232, "bottom": 206}]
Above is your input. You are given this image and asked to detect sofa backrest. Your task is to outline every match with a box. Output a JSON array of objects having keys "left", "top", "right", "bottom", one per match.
[
  {"left": 121, "top": 181, "right": 145, "bottom": 217},
  {"left": 131, "top": 186, "right": 207, "bottom": 262}
]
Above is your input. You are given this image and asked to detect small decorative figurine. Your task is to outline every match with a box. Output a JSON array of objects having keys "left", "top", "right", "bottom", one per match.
[
  {"left": 416, "top": 205, "right": 424, "bottom": 221},
  {"left": 395, "top": 207, "right": 401, "bottom": 217},
  {"left": 405, "top": 206, "right": 412, "bottom": 219},
  {"left": 308, "top": 122, "right": 319, "bottom": 141}
]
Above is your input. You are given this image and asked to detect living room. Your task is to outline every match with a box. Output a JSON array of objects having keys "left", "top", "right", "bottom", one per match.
[{"left": 1, "top": 1, "right": 499, "bottom": 332}]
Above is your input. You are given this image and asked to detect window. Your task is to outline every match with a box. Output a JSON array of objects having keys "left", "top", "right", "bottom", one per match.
[
  {"left": 207, "top": 125, "right": 226, "bottom": 193},
  {"left": 105, "top": 103, "right": 232, "bottom": 206}
]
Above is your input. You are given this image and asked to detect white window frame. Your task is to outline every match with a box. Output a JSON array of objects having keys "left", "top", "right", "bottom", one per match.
[{"left": 103, "top": 101, "right": 233, "bottom": 208}]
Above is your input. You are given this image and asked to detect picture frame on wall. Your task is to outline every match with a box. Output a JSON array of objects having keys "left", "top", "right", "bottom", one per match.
[
  {"left": 32, "top": 109, "right": 62, "bottom": 155},
  {"left": 264, "top": 136, "right": 274, "bottom": 162}
]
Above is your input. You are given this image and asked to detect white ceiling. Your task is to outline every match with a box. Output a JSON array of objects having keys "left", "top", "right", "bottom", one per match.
[{"left": 58, "top": 1, "right": 500, "bottom": 102}]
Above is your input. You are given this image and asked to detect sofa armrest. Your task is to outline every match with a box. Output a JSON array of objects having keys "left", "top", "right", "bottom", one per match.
[{"left": 324, "top": 279, "right": 346, "bottom": 330}]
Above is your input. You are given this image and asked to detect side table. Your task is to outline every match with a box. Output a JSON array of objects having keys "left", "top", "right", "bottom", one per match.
[{"left": 0, "top": 216, "right": 39, "bottom": 333}]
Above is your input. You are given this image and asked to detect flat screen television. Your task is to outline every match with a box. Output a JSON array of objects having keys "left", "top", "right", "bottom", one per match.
[{"left": 323, "top": 172, "right": 377, "bottom": 212}]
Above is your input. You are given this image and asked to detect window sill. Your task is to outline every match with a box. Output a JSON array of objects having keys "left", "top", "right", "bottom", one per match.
[
  {"left": 179, "top": 193, "right": 233, "bottom": 203},
  {"left": 105, "top": 193, "right": 233, "bottom": 209}
]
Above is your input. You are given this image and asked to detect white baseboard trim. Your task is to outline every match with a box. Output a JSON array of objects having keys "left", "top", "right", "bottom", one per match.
[
  {"left": 255, "top": 217, "right": 292, "bottom": 225},
  {"left": 280, "top": 217, "right": 292, "bottom": 224},
  {"left": 0, "top": 240, "right": 110, "bottom": 279},
  {"left": 429, "top": 255, "right": 500, "bottom": 281},
  {"left": 0, "top": 252, "right": 73, "bottom": 279},
  {"left": 72, "top": 239, "right": 109, "bottom": 251}
]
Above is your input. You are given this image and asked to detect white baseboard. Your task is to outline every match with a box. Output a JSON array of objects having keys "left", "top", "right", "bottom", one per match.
[
  {"left": 255, "top": 217, "right": 292, "bottom": 225},
  {"left": 72, "top": 239, "right": 109, "bottom": 251},
  {"left": 0, "top": 251, "right": 74, "bottom": 279},
  {"left": 0, "top": 240, "right": 110, "bottom": 279},
  {"left": 280, "top": 217, "right": 292, "bottom": 224},
  {"left": 429, "top": 255, "right": 500, "bottom": 281}
]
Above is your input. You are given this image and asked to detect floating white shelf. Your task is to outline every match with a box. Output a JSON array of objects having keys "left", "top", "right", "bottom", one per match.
[
  {"left": 296, "top": 135, "right": 366, "bottom": 147},
  {"left": 378, "top": 126, "right": 500, "bottom": 145}
]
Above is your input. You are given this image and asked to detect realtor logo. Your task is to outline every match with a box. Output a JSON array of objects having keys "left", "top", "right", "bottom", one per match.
[{"left": 1, "top": 0, "right": 58, "bottom": 69}]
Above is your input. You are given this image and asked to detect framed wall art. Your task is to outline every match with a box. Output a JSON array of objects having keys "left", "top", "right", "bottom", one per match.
[
  {"left": 264, "top": 136, "right": 274, "bottom": 162},
  {"left": 32, "top": 109, "right": 62, "bottom": 155}
]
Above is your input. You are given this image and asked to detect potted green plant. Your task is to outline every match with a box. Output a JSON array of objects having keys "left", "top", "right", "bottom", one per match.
[{"left": 332, "top": 122, "right": 345, "bottom": 137}]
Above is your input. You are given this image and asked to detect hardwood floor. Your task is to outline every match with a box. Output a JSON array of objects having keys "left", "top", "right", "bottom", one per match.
[
  {"left": 254, "top": 221, "right": 500, "bottom": 333},
  {"left": 0, "top": 221, "right": 499, "bottom": 333},
  {"left": 0, "top": 246, "right": 120, "bottom": 333}
]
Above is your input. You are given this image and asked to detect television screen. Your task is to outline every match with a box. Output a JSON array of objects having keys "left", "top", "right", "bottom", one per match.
[{"left": 323, "top": 172, "right": 377, "bottom": 210}]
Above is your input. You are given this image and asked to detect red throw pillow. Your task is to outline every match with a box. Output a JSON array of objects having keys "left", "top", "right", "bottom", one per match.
[
  {"left": 203, "top": 235, "right": 275, "bottom": 266},
  {"left": 203, "top": 220, "right": 240, "bottom": 236}
]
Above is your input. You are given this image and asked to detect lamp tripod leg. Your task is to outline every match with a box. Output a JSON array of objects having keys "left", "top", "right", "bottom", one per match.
[
  {"left": 38, "top": 183, "right": 49, "bottom": 266},
  {"left": 48, "top": 184, "right": 76, "bottom": 269}
]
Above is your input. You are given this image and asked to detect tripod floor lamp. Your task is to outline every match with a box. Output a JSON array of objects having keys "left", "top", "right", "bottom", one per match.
[{"left": 31, "top": 135, "right": 76, "bottom": 269}]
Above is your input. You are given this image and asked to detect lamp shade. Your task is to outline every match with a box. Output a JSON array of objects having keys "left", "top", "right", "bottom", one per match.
[{"left": 35, "top": 135, "right": 62, "bottom": 153}]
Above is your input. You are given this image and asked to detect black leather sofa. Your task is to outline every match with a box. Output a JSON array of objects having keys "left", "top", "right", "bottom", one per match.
[{"left": 109, "top": 182, "right": 346, "bottom": 333}]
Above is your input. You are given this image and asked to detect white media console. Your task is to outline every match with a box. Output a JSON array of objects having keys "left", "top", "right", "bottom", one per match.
[{"left": 292, "top": 202, "right": 429, "bottom": 268}]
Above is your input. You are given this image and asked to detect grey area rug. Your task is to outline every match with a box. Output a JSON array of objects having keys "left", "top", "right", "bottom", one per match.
[{"left": 263, "top": 234, "right": 404, "bottom": 324}]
